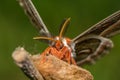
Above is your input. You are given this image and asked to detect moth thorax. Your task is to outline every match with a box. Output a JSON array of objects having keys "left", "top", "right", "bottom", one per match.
[
  {"left": 62, "top": 38, "right": 76, "bottom": 58},
  {"left": 62, "top": 38, "right": 70, "bottom": 48}
]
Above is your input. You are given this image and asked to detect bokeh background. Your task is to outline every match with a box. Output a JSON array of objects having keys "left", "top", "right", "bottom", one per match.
[{"left": 0, "top": 0, "right": 120, "bottom": 80}]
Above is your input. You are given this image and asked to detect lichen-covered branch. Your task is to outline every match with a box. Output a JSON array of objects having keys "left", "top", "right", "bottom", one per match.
[
  {"left": 12, "top": 47, "right": 44, "bottom": 80},
  {"left": 12, "top": 47, "right": 93, "bottom": 80}
]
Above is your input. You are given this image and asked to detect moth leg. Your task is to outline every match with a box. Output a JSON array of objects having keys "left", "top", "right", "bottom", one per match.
[
  {"left": 65, "top": 51, "right": 76, "bottom": 65},
  {"left": 40, "top": 47, "right": 52, "bottom": 63},
  {"left": 60, "top": 46, "right": 76, "bottom": 64},
  {"left": 64, "top": 50, "right": 71, "bottom": 64},
  {"left": 50, "top": 47, "right": 61, "bottom": 58},
  {"left": 40, "top": 47, "right": 59, "bottom": 63},
  {"left": 59, "top": 47, "right": 68, "bottom": 59}
]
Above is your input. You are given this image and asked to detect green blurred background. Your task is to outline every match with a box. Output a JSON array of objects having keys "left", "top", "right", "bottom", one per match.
[{"left": 0, "top": 0, "right": 120, "bottom": 80}]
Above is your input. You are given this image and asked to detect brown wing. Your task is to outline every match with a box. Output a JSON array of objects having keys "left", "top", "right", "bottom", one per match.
[
  {"left": 18, "top": 0, "right": 51, "bottom": 37},
  {"left": 73, "top": 10, "right": 120, "bottom": 42},
  {"left": 74, "top": 35, "right": 113, "bottom": 66},
  {"left": 72, "top": 10, "right": 120, "bottom": 65}
]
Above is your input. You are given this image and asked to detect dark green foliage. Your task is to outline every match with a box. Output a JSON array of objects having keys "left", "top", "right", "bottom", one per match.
[{"left": 0, "top": 0, "right": 120, "bottom": 80}]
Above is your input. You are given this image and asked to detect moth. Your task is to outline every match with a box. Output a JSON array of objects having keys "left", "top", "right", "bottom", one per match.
[{"left": 18, "top": 0, "right": 120, "bottom": 66}]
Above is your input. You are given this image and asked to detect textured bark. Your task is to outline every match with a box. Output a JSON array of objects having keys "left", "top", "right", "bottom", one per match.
[{"left": 12, "top": 47, "right": 93, "bottom": 80}]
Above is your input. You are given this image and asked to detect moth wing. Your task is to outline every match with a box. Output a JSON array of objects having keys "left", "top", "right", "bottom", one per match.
[
  {"left": 73, "top": 10, "right": 120, "bottom": 42},
  {"left": 18, "top": 0, "right": 51, "bottom": 37},
  {"left": 72, "top": 10, "right": 120, "bottom": 65},
  {"left": 73, "top": 36, "right": 113, "bottom": 66}
]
